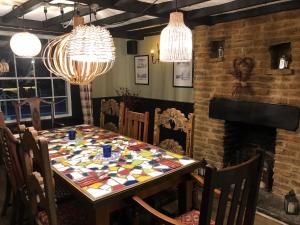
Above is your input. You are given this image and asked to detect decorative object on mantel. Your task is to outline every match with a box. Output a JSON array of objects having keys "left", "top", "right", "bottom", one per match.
[
  {"left": 160, "top": 0, "right": 192, "bottom": 62},
  {"left": 284, "top": 190, "right": 299, "bottom": 215},
  {"left": 0, "top": 59, "right": 9, "bottom": 73},
  {"left": 42, "top": 15, "right": 114, "bottom": 85},
  {"left": 231, "top": 57, "right": 255, "bottom": 96},
  {"left": 150, "top": 43, "right": 160, "bottom": 64}
]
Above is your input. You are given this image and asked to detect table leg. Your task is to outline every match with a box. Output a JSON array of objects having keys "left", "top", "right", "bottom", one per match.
[
  {"left": 94, "top": 206, "right": 110, "bottom": 225},
  {"left": 178, "top": 180, "right": 193, "bottom": 214}
]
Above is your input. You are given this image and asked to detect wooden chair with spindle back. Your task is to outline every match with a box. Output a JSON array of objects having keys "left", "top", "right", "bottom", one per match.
[
  {"left": 21, "top": 128, "right": 89, "bottom": 225},
  {"left": 0, "top": 126, "right": 27, "bottom": 225},
  {"left": 153, "top": 108, "right": 194, "bottom": 157},
  {"left": 100, "top": 99, "right": 125, "bottom": 133},
  {"left": 123, "top": 108, "right": 149, "bottom": 142},
  {"left": 14, "top": 97, "right": 55, "bottom": 131},
  {"left": 133, "top": 151, "right": 265, "bottom": 225}
]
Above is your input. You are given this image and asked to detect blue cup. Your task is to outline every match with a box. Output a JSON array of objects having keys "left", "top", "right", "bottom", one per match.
[
  {"left": 68, "top": 130, "right": 76, "bottom": 140},
  {"left": 103, "top": 145, "right": 112, "bottom": 158}
]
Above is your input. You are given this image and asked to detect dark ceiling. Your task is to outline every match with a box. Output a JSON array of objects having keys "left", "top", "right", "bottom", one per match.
[{"left": 0, "top": 0, "right": 299, "bottom": 40}]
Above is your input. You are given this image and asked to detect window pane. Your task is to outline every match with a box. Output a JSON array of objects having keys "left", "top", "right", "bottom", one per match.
[
  {"left": 40, "top": 100, "right": 52, "bottom": 117},
  {"left": 18, "top": 79, "right": 36, "bottom": 98},
  {"left": 37, "top": 79, "right": 52, "bottom": 97},
  {"left": 21, "top": 104, "right": 31, "bottom": 119},
  {"left": 0, "top": 49, "right": 15, "bottom": 77},
  {"left": 34, "top": 58, "right": 50, "bottom": 77},
  {"left": 16, "top": 57, "right": 34, "bottom": 77},
  {"left": 53, "top": 79, "right": 66, "bottom": 96},
  {"left": 55, "top": 97, "right": 68, "bottom": 115},
  {"left": 0, "top": 80, "right": 18, "bottom": 100},
  {"left": 0, "top": 101, "right": 16, "bottom": 120}
]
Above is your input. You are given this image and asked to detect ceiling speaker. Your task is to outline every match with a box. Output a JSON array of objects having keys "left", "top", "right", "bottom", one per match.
[{"left": 127, "top": 40, "right": 137, "bottom": 55}]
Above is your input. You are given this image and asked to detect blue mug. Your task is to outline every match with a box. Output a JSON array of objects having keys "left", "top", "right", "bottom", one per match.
[
  {"left": 102, "top": 145, "right": 112, "bottom": 158},
  {"left": 68, "top": 130, "right": 76, "bottom": 140}
]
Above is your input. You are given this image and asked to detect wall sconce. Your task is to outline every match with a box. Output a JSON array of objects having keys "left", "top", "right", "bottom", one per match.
[{"left": 150, "top": 43, "right": 160, "bottom": 64}]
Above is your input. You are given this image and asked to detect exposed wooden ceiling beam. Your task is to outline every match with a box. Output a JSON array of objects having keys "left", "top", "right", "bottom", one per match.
[
  {"left": 207, "top": 0, "right": 300, "bottom": 25},
  {"left": 149, "top": 0, "right": 209, "bottom": 14},
  {"left": 44, "top": 7, "right": 92, "bottom": 27},
  {"left": 187, "top": 0, "right": 283, "bottom": 20},
  {"left": 109, "top": 18, "right": 168, "bottom": 32},
  {"left": 93, "top": 12, "right": 140, "bottom": 26},
  {"left": 127, "top": 24, "right": 166, "bottom": 37},
  {"left": 0, "top": 17, "right": 64, "bottom": 35},
  {"left": 2, "top": 0, "right": 46, "bottom": 23}
]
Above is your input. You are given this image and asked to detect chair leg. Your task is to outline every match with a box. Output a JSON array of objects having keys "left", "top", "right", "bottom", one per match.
[
  {"left": 1, "top": 175, "right": 12, "bottom": 217},
  {"left": 10, "top": 195, "right": 19, "bottom": 225}
]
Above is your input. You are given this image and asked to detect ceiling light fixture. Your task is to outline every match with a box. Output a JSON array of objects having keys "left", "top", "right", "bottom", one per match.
[
  {"left": 159, "top": 0, "right": 192, "bottom": 62},
  {"left": 66, "top": 4, "right": 115, "bottom": 63},
  {"left": 9, "top": 5, "right": 41, "bottom": 57},
  {"left": 43, "top": 15, "right": 114, "bottom": 85}
]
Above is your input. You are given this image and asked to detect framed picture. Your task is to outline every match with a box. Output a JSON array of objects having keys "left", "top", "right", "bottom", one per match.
[
  {"left": 134, "top": 55, "right": 149, "bottom": 85},
  {"left": 173, "top": 61, "right": 193, "bottom": 88}
]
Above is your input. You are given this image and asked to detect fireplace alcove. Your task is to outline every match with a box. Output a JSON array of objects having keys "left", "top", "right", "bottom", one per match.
[{"left": 209, "top": 98, "right": 300, "bottom": 192}]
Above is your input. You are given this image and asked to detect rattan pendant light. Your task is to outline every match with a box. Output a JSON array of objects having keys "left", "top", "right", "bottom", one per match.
[
  {"left": 42, "top": 16, "right": 114, "bottom": 85},
  {"left": 159, "top": 1, "right": 192, "bottom": 62}
]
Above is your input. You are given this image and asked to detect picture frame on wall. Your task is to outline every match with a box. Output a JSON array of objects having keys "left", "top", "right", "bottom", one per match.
[
  {"left": 173, "top": 61, "right": 193, "bottom": 88},
  {"left": 134, "top": 55, "right": 149, "bottom": 85}
]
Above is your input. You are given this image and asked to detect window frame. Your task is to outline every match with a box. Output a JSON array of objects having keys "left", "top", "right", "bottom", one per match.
[{"left": 0, "top": 55, "right": 72, "bottom": 124}]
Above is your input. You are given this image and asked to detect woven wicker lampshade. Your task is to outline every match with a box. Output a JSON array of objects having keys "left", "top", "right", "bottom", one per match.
[
  {"left": 42, "top": 16, "right": 115, "bottom": 85},
  {"left": 160, "top": 12, "right": 192, "bottom": 62},
  {"left": 66, "top": 25, "right": 115, "bottom": 63},
  {"left": 43, "top": 33, "right": 114, "bottom": 85}
]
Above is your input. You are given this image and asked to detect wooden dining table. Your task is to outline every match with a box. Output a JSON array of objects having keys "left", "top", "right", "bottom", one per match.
[{"left": 39, "top": 124, "right": 200, "bottom": 225}]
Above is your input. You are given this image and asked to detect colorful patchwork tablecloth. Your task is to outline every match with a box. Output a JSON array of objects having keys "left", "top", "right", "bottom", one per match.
[{"left": 39, "top": 125, "right": 196, "bottom": 200}]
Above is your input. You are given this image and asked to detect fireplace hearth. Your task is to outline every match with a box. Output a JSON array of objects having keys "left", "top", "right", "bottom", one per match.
[{"left": 224, "top": 121, "right": 276, "bottom": 191}]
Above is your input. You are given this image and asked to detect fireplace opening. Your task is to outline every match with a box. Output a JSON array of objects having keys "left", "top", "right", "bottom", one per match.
[{"left": 224, "top": 121, "right": 277, "bottom": 191}]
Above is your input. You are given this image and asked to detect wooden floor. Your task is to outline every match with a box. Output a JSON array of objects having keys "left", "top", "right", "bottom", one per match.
[{"left": 0, "top": 166, "right": 286, "bottom": 225}]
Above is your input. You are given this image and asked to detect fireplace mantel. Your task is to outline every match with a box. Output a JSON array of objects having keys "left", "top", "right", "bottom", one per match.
[{"left": 209, "top": 98, "right": 300, "bottom": 131}]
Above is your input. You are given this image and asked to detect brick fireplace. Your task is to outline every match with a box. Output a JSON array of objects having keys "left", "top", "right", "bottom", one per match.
[{"left": 193, "top": 9, "right": 300, "bottom": 198}]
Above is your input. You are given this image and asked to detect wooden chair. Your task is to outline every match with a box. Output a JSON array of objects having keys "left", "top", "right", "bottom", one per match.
[
  {"left": 123, "top": 108, "right": 149, "bottom": 142},
  {"left": 100, "top": 99, "right": 125, "bottom": 133},
  {"left": 20, "top": 128, "right": 89, "bottom": 225},
  {"left": 153, "top": 108, "right": 194, "bottom": 157},
  {"left": 133, "top": 151, "right": 265, "bottom": 225},
  {"left": 14, "top": 97, "right": 55, "bottom": 131},
  {"left": 0, "top": 126, "right": 26, "bottom": 225}
]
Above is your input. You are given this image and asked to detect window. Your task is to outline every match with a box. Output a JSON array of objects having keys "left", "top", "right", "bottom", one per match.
[{"left": 0, "top": 47, "right": 72, "bottom": 123}]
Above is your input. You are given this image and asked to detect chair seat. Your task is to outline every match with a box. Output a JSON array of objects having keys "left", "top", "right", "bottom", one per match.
[
  {"left": 176, "top": 210, "right": 215, "bottom": 225},
  {"left": 37, "top": 201, "right": 89, "bottom": 225}
]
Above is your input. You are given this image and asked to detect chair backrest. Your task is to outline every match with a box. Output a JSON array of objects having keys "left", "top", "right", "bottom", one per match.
[
  {"left": 199, "top": 152, "right": 265, "bottom": 225},
  {"left": 0, "top": 126, "right": 24, "bottom": 194},
  {"left": 14, "top": 97, "right": 55, "bottom": 131},
  {"left": 100, "top": 99, "right": 125, "bottom": 133},
  {"left": 153, "top": 108, "right": 194, "bottom": 156},
  {"left": 0, "top": 111, "right": 5, "bottom": 128},
  {"left": 124, "top": 108, "right": 149, "bottom": 142},
  {"left": 21, "top": 128, "right": 58, "bottom": 225}
]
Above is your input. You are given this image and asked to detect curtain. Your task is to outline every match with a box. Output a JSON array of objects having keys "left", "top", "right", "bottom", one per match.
[{"left": 79, "top": 84, "right": 94, "bottom": 125}]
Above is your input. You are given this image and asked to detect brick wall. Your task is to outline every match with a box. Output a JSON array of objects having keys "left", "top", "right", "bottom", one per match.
[{"left": 193, "top": 9, "right": 300, "bottom": 196}]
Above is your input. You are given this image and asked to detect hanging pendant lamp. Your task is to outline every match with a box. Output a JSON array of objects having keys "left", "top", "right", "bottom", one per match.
[
  {"left": 160, "top": 11, "right": 192, "bottom": 62},
  {"left": 66, "top": 25, "right": 115, "bottom": 63},
  {"left": 42, "top": 16, "right": 114, "bottom": 85},
  {"left": 10, "top": 31, "right": 41, "bottom": 57}
]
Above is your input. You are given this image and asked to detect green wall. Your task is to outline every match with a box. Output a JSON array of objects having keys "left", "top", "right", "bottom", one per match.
[{"left": 92, "top": 35, "right": 194, "bottom": 103}]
